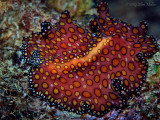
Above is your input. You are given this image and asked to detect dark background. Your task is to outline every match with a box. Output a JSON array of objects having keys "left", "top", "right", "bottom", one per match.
[{"left": 94, "top": 0, "right": 160, "bottom": 38}]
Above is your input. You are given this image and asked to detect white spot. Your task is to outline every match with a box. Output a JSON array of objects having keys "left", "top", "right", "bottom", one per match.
[
  {"left": 78, "top": 96, "right": 81, "bottom": 99},
  {"left": 125, "top": 57, "right": 128, "bottom": 61},
  {"left": 119, "top": 100, "right": 122, "bottom": 103},
  {"left": 121, "top": 36, "right": 124, "bottom": 39},
  {"left": 76, "top": 43, "right": 79, "bottom": 46},
  {"left": 51, "top": 84, "right": 53, "bottom": 87},
  {"left": 109, "top": 84, "right": 111, "bottom": 89},
  {"left": 120, "top": 76, "right": 124, "bottom": 79}
]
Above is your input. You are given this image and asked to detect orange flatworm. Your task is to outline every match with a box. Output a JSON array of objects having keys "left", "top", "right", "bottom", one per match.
[{"left": 21, "top": 2, "right": 159, "bottom": 117}]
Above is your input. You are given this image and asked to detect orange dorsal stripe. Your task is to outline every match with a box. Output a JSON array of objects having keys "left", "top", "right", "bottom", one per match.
[{"left": 48, "top": 37, "right": 111, "bottom": 74}]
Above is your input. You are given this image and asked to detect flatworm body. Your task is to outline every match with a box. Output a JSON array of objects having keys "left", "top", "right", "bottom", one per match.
[{"left": 21, "top": 2, "right": 159, "bottom": 117}]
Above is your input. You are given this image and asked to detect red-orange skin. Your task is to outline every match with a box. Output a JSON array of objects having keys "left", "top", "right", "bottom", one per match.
[{"left": 21, "top": 2, "right": 159, "bottom": 117}]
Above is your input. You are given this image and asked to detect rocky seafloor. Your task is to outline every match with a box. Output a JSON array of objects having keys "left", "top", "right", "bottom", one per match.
[{"left": 0, "top": 0, "right": 159, "bottom": 119}]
